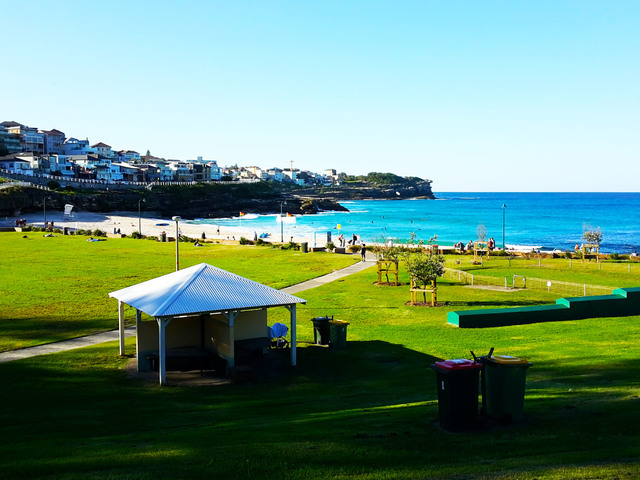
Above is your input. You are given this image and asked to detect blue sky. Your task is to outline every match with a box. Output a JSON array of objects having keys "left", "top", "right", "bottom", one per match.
[{"left": 3, "top": 1, "right": 638, "bottom": 191}]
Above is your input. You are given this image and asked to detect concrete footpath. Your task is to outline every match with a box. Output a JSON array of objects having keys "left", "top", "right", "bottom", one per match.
[{"left": 0, "top": 255, "right": 374, "bottom": 363}]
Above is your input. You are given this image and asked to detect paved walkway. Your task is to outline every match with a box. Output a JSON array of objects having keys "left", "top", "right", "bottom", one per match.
[{"left": 0, "top": 255, "right": 374, "bottom": 363}]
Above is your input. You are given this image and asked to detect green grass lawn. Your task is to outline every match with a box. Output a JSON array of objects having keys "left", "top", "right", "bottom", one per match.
[
  {"left": 0, "top": 232, "right": 357, "bottom": 351},
  {"left": 1, "top": 235, "right": 639, "bottom": 479},
  {"left": 446, "top": 255, "right": 640, "bottom": 288}
]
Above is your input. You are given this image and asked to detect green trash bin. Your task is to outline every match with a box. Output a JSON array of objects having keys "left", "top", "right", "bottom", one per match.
[
  {"left": 430, "top": 359, "right": 483, "bottom": 432},
  {"left": 311, "top": 316, "right": 332, "bottom": 345},
  {"left": 479, "top": 354, "right": 532, "bottom": 424},
  {"left": 329, "top": 320, "right": 349, "bottom": 349},
  {"left": 301, "top": 242, "right": 308, "bottom": 253}
]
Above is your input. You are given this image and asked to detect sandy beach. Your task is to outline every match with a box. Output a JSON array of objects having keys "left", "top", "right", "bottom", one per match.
[
  {"left": 5, "top": 210, "right": 562, "bottom": 254},
  {"left": 6, "top": 210, "right": 320, "bottom": 245}
]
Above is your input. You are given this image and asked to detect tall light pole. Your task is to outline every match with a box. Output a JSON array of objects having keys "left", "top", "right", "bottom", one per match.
[
  {"left": 138, "top": 198, "right": 146, "bottom": 236},
  {"left": 280, "top": 200, "right": 287, "bottom": 243},
  {"left": 502, "top": 204, "right": 507, "bottom": 250},
  {"left": 43, "top": 196, "right": 47, "bottom": 227},
  {"left": 172, "top": 216, "right": 181, "bottom": 271}
]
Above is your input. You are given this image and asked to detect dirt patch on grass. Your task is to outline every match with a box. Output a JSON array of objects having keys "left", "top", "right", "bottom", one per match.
[{"left": 404, "top": 301, "right": 449, "bottom": 307}]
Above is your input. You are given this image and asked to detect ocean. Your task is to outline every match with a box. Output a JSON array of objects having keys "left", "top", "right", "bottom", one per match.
[{"left": 188, "top": 192, "right": 640, "bottom": 253}]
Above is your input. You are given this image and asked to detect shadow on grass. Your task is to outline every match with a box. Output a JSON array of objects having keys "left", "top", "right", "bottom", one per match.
[{"left": 2, "top": 344, "right": 639, "bottom": 479}]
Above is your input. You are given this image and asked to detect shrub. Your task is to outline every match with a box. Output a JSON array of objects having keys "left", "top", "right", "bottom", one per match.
[
  {"left": 348, "top": 245, "right": 361, "bottom": 253},
  {"left": 609, "top": 253, "right": 619, "bottom": 260},
  {"left": 130, "top": 231, "right": 143, "bottom": 239},
  {"left": 326, "top": 241, "right": 335, "bottom": 251},
  {"left": 47, "top": 180, "right": 61, "bottom": 190},
  {"left": 239, "top": 237, "right": 253, "bottom": 245},
  {"left": 93, "top": 229, "right": 106, "bottom": 237},
  {"left": 255, "top": 238, "right": 267, "bottom": 246}
]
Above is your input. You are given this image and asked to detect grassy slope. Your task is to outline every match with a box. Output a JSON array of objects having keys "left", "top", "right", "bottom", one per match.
[
  {"left": 1, "top": 237, "right": 639, "bottom": 479},
  {"left": 0, "top": 233, "right": 357, "bottom": 351}
]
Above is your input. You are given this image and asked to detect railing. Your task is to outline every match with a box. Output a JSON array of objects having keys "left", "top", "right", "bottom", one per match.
[
  {"left": 442, "top": 267, "right": 616, "bottom": 297},
  {"left": 0, "top": 169, "right": 258, "bottom": 190},
  {"left": 445, "top": 256, "right": 639, "bottom": 274}
]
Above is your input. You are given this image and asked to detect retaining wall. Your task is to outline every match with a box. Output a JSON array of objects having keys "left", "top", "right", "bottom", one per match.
[{"left": 447, "top": 287, "right": 640, "bottom": 328}]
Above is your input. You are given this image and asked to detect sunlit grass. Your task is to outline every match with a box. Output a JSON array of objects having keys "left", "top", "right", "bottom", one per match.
[
  {"left": 0, "top": 232, "right": 357, "bottom": 351},
  {"left": 1, "top": 234, "right": 639, "bottom": 478}
]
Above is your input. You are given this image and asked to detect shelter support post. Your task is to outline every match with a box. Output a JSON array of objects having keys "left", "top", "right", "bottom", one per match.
[
  {"left": 286, "top": 304, "right": 297, "bottom": 366},
  {"left": 226, "top": 311, "right": 236, "bottom": 369},
  {"left": 135, "top": 309, "right": 142, "bottom": 371},
  {"left": 118, "top": 301, "right": 125, "bottom": 356},
  {"left": 156, "top": 317, "right": 173, "bottom": 386}
]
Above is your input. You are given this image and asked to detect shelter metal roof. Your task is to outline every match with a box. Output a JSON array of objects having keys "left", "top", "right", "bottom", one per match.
[{"left": 108, "top": 263, "right": 306, "bottom": 317}]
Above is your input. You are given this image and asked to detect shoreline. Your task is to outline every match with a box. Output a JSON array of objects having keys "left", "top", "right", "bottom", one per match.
[
  {"left": 6, "top": 210, "right": 322, "bottom": 246},
  {"left": 5, "top": 211, "right": 632, "bottom": 256}
]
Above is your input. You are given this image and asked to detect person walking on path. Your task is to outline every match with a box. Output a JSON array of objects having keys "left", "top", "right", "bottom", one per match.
[{"left": 361, "top": 243, "right": 367, "bottom": 261}]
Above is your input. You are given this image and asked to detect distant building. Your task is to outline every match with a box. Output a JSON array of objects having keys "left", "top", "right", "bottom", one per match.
[
  {"left": 48, "top": 154, "right": 75, "bottom": 177},
  {"left": 91, "top": 142, "right": 114, "bottom": 158},
  {"left": 116, "top": 150, "right": 141, "bottom": 163},
  {"left": 0, "top": 127, "right": 22, "bottom": 155},
  {"left": 61, "top": 138, "right": 91, "bottom": 155},
  {"left": 40, "top": 129, "right": 66, "bottom": 154},
  {"left": 0, "top": 152, "right": 39, "bottom": 175}
]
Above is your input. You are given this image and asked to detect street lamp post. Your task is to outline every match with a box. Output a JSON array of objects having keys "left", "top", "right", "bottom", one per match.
[
  {"left": 43, "top": 196, "right": 47, "bottom": 227},
  {"left": 138, "top": 198, "right": 146, "bottom": 236},
  {"left": 172, "top": 216, "right": 181, "bottom": 271},
  {"left": 502, "top": 204, "right": 507, "bottom": 250},
  {"left": 280, "top": 200, "right": 287, "bottom": 243}
]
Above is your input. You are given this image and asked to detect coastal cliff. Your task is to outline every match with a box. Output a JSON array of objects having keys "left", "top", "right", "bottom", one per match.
[
  {"left": 0, "top": 183, "right": 348, "bottom": 219},
  {"left": 0, "top": 179, "right": 434, "bottom": 219}
]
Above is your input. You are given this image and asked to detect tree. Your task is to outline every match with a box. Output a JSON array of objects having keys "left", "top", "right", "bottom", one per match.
[
  {"left": 403, "top": 237, "right": 445, "bottom": 306},
  {"left": 476, "top": 223, "right": 487, "bottom": 242},
  {"left": 583, "top": 225, "right": 603, "bottom": 246}
]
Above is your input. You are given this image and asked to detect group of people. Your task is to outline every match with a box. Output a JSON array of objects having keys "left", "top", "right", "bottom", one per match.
[
  {"left": 15, "top": 219, "right": 28, "bottom": 227},
  {"left": 454, "top": 237, "right": 496, "bottom": 252},
  {"left": 337, "top": 233, "right": 361, "bottom": 247},
  {"left": 112, "top": 227, "right": 121, "bottom": 234}
]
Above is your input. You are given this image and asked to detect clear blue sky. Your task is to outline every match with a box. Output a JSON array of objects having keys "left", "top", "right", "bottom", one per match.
[{"left": 3, "top": 1, "right": 638, "bottom": 191}]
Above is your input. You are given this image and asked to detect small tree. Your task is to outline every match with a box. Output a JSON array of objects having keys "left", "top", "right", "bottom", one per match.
[
  {"left": 403, "top": 237, "right": 445, "bottom": 306},
  {"left": 583, "top": 225, "right": 603, "bottom": 246},
  {"left": 476, "top": 223, "right": 487, "bottom": 242}
]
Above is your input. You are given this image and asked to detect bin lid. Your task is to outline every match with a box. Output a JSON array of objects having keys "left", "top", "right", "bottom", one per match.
[
  {"left": 329, "top": 320, "right": 350, "bottom": 326},
  {"left": 311, "top": 316, "right": 332, "bottom": 322},
  {"left": 433, "top": 359, "right": 482, "bottom": 371},
  {"left": 491, "top": 354, "right": 530, "bottom": 365}
]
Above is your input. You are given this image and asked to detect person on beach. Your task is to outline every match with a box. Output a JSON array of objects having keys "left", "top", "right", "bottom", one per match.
[{"left": 360, "top": 243, "right": 366, "bottom": 261}]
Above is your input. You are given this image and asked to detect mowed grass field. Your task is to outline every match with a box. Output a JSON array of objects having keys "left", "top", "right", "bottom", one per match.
[
  {"left": 0, "top": 233, "right": 358, "bottom": 351},
  {"left": 1, "top": 232, "right": 640, "bottom": 479}
]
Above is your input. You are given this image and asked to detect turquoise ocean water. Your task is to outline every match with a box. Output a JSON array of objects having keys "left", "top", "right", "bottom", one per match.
[{"left": 189, "top": 192, "right": 640, "bottom": 253}]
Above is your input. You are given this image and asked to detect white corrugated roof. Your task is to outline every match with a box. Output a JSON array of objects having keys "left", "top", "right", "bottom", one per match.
[{"left": 108, "top": 263, "right": 306, "bottom": 317}]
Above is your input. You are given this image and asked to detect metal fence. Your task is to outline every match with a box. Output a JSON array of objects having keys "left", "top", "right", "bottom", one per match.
[
  {"left": 445, "top": 257, "right": 639, "bottom": 275},
  {"left": 443, "top": 268, "right": 616, "bottom": 297}
]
